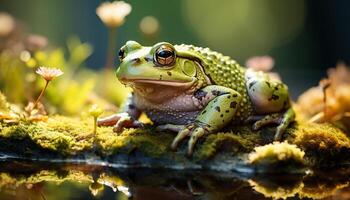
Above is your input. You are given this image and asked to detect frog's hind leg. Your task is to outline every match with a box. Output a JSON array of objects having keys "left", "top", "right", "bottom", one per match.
[
  {"left": 249, "top": 107, "right": 295, "bottom": 141},
  {"left": 245, "top": 69, "right": 295, "bottom": 140}
]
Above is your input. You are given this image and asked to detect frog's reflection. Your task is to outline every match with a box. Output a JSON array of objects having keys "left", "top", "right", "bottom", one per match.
[{"left": 0, "top": 161, "right": 349, "bottom": 200}]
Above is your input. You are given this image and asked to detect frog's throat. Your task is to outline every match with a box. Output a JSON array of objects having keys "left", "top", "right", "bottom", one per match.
[{"left": 129, "top": 78, "right": 198, "bottom": 103}]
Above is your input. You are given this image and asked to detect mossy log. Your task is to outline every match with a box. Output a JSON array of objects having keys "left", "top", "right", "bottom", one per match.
[{"left": 0, "top": 116, "right": 350, "bottom": 172}]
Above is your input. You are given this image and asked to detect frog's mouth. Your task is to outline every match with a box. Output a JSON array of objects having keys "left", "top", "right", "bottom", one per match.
[
  {"left": 120, "top": 78, "right": 196, "bottom": 88},
  {"left": 120, "top": 78, "right": 198, "bottom": 102}
]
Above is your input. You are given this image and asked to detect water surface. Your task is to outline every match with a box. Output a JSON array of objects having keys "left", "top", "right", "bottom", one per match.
[{"left": 0, "top": 161, "right": 349, "bottom": 200}]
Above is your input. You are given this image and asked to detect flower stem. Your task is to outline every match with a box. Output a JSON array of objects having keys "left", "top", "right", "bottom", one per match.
[
  {"left": 33, "top": 80, "right": 49, "bottom": 109},
  {"left": 105, "top": 27, "right": 117, "bottom": 70},
  {"left": 93, "top": 117, "right": 98, "bottom": 150}
]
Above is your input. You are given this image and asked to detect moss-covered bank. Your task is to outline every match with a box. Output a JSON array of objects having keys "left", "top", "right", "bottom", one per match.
[{"left": 0, "top": 115, "right": 350, "bottom": 171}]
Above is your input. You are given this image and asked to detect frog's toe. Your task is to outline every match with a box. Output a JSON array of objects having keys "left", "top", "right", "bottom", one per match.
[
  {"left": 156, "top": 124, "right": 185, "bottom": 132},
  {"left": 171, "top": 125, "right": 193, "bottom": 150},
  {"left": 97, "top": 114, "right": 121, "bottom": 126},
  {"left": 171, "top": 124, "right": 209, "bottom": 155},
  {"left": 112, "top": 116, "right": 144, "bottom": 133},
  {"left": 249, "top": 108, "right": 295, "bottom": 141},
  {"left": 251, "top": 113, "right": 281, "bottom": 131},
  {"left": 274, "top": 108, "right": 295, "bottom": 141},
  {"left": 187, "top": 127, "right": 206, "bottom": 156},
  {"left": 113, "top": 120, "right": 144, "bottom": 133}
]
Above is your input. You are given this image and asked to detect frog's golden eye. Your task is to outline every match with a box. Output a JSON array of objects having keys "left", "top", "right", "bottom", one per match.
[
  {"left": 118, "top": 48, "right": 125, "bottom": 61},
  {"left": 154, "top": 45, "right": 176, "bottom": 66}
]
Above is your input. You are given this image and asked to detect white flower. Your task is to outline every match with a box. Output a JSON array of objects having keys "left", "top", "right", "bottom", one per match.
[
  {"left": 36, "top": 67, "right": 63, "bottom": 81},
  {"left": 96, "top": 1, "right": 132, "bottom": 27},
  {"left": 0, "top": 12, "right": 15, "bottom": 37}
]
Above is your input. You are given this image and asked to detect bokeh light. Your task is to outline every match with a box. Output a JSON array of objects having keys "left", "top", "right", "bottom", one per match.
[
  {"left": 0, "top": 12, "right": 15, "bottom": 37},
  {"left": 139, "top": 16, "right": 159, "bottom": 37},
  {"left": 182, "top": 0, "right": 305, "bottom": 60}
]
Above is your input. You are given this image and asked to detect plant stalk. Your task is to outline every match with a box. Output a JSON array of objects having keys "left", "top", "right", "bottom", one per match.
[
  {"left": 105, "top": 27, "right": 117, "bottom": 70},
  {"left": 93, "top": 117, "right": 98, "bottom": 150},
  {"left": 33, "top": 80, "right": 49, "bottom": 109}
]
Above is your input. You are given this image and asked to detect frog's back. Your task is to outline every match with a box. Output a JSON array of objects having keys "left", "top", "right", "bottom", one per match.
[{"left": 175, "top": 44, "right": 254, "bottom": 121}]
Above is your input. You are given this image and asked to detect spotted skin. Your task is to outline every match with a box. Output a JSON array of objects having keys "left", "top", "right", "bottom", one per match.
[
  {"left": 195, "top": 86, "right": 241, "bottom": 131},
  {"left": 245, "top": 69, "right": 290, "bottom": 114},
  {"left": 98, "top": 41, "right": 295, "bottom": 156}
]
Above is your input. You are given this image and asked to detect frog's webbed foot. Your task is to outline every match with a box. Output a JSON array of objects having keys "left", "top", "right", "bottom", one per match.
[
  {"left": 171, "top": 123, "right": 209, "bottom": 156},
  {"left": 97, "top": 113, "right": 144, "bottom": 133},
  {"left": 248, "top": 107, "right": 295, "bottom": 141}
]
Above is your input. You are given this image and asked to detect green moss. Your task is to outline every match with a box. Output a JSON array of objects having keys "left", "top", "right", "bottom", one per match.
[
  {"left": 291, "top": 123, "right": 350, "bottom": 166},
  {"left": 194, "top": 125, "right": 267, "bottom": 160},
  {"left": 0, "top": 116, "right": 174, "bottom": 158},
  {"left": 96, "top": 127, "right": 173, "bottom": 157},
  {"left": 0, "top": 123, "right": 36, "bottom": 139},
  {"left": 1, "top": 115, "right": 350, "bottom": 166},
  {"left": 1, "top": 116, "right": 267, "bottom": 160},
  {"left": 293, "top": 123, "right": 350, "bottom": 150},
  {"left": 195, "top": 132, "right": 251, "bottom": 160},
  {"left": 0, "top": 117, "right": 92, "bottom": 155}
]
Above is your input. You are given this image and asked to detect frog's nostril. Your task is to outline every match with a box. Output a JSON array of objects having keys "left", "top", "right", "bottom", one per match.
[{"left": 131, "top": 58, "right": 141, "bottom": 64}]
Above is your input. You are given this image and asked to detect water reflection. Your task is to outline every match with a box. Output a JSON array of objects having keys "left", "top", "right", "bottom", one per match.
[{"left": 0, "top": 161, "right": 349, "bottom": 200}]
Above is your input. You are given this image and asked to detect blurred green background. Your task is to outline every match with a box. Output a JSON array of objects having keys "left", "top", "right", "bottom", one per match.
[{"left": 1, "top": 0, "right": 350, "bottom": 97}]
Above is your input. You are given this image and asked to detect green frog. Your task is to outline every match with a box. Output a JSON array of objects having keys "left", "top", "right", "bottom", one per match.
[{"left": 98, "top": 41, "right": 295, "bottom": 156}]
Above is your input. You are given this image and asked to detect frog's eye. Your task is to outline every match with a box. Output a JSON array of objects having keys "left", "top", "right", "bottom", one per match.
[
  {"left": 154, "top": 45, "right": 176, "bottom": 66},
  {"left": 118, "top": 48, "right": 125, "bottom": 61}
]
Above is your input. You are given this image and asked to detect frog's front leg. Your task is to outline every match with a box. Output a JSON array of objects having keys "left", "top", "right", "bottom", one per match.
[
  {"left": 97, "top": 93, "right": 143, "bottom": 132},
  {"left": 171, "top": 85, "right": 242, "bottom": 156}
]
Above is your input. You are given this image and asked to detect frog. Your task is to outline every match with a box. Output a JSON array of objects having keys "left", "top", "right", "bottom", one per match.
[{"left": 98, "top": 41, "right": 295, "bottom": 156}]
